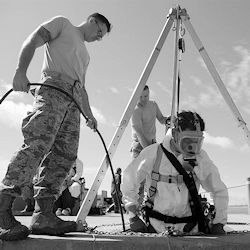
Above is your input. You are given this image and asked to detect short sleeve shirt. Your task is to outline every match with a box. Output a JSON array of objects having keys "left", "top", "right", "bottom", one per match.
[
  {"left": 131, "top": 100, "right": 159, "bottom": 142},
  {"left": 41, "top": 16, "right": 90, "bottom": 87}
]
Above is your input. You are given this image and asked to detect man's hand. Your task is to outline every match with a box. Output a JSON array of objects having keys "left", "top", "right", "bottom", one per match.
[
  {"left": 165, "top": 116, "right": 171, "bottom": 125},
  {"left": 210, "top": 223, "right": 226, "bottom": 235},
  {"left": 12, "top": 69, "right": 30, "bottom": 92},
  {"left": 129, "top": 215, "right": 147, "bottom": 233},
  {"left": 86, "top": 116, "right": 97, "bottom": 131}
]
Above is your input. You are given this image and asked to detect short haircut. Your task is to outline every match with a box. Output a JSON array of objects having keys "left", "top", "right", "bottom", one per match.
[
  {"left": 116, "top": 168, "right": 121, "bottom": 173},
  {"left": 176, "top": 111, "right": 205, "bottom": 131},
  {"left": 88, "top": 13, "right": 112, "bottom": 33}
]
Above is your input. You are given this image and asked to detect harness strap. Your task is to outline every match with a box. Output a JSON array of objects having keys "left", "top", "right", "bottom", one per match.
[
  {"left": 148, "top": 145, "right": 163, "bottom": 198},
  {"left": 147, "top": 146, "right": 197, "bottom": 199},
  {"left": 160, "top": 143, "right": 209, "bottom": 233},
  {"left": 158, "top": 174, "right": 183, "bottom": 184},
  {"left": 146, "top": 207, "right": 195, "bottom": 224},
  {"left": 144, "top": 144, "right": 201, "bottom": 230}
]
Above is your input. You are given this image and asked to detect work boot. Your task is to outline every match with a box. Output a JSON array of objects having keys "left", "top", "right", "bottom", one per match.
[
  {"left": 30, "top": 197, "right": 76, "bottom": 236},
  {"left": 20, "top": 198, "right": 35, "bottom": 215},
  {"left": 0, "top": 193, "right": 30, "bottom": 241}
]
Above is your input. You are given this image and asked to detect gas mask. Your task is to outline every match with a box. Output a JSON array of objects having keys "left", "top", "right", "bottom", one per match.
[
  {"left": 173, "top": 113, "right": 204, "bottom": 158},
  {"left": 177, "top": 130, "right": 204, "bottom": 157}
]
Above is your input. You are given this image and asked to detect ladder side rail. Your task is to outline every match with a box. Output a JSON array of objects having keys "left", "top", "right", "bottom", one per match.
[
  {"left": 182, "top": 16, "right": 250, "bottom": 147},
  {"left": 76, "top": 16, "right": 175, "bottom": 223}
]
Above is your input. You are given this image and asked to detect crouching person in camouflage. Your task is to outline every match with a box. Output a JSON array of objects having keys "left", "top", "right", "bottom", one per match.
[{"left": 0, "top": 13, "right": 111, "bottom": 241}]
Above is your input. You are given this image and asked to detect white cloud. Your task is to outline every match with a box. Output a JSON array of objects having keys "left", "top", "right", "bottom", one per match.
[
  {"left": 125, "top": 86, "right": 134, "bottom": 92},
  {"left": 197, "top": 57, "right": 207, "bottom": 70},
  {"left": 242, "top": 106, "right": 250, "bottom": 115},
  {"left": 80, "top": 106, "right": 107, "bottom": 128},
  {"left": 0, "top": 79, "right": 26, "bottom": 100},
  {"left": 0, "top": 79, "right": 11, "bottom": 91},
  {"left": 91, "top": 106, "right": 107, "bottom": 124},
  {"left": 204, "top": 132, "right": 234, "bottom": 149},
  {"left": 0, "top": 100, "right": 33, "bottom": 129},
  {"left": 149, "top": 88, "right": 156, "bottom": 98},
  {"left": 109, "top": 87, "right": 119, "bottom": 94},
  {"left": 221, "top": 45, "right": 250, "bottom": 105},
  {"left": 198, "top": 86, "right": 223, "bottom": 107},
  {"left": 239, "top": 143, "right": 250, "bottom": 153},
  {"left": 191, "top": 45, "right": 250, "bottom": 114},
  {"left": 229, "top": 46, "right": 250, "bottom": 85},
  {"left": 189, "top": 75, "right": 202, "bottom": 86},
  {"left": 156, "top": 81, "right": 172, "bottom": 95},
  {"left": 180, "top": 95, "right": 199, "bottom": 110}
]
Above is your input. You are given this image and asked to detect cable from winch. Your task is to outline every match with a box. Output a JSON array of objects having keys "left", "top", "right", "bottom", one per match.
[
  {"left": 176, "top": 19, "right": 185, "bottom": 119},
  {"left": 0, "top": 83, "right": 126, "bottom": 231}
]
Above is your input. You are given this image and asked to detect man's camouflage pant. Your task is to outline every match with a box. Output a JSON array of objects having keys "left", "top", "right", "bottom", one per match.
[{"left": 0, "top": 77, "right": 82, "bottom": 199}]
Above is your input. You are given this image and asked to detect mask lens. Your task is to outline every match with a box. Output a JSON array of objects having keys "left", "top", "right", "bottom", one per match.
[{"left": 179, "top": 135, "right": 203, "bottom": 155}]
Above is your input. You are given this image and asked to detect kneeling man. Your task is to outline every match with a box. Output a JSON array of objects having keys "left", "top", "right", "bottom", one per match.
[{"left": 122, "top": 111, "right": 228, "bottom": 235}]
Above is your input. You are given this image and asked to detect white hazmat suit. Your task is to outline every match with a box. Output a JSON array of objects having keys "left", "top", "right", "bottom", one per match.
[{"left": 121, "top": 129, "right": 229, "bottom": 233}]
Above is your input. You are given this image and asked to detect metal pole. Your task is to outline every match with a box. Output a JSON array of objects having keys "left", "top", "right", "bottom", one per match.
[
  {"left": 247, "top": 177, "right": 250, "bottom": 214},
  {"left": 170, "top": 6, "right": 180, "bottom": 128}
]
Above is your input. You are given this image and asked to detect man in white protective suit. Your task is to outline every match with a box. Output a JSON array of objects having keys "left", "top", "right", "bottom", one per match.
[{"left": 121, "top": 110, "right": 228, "bottom": 235}]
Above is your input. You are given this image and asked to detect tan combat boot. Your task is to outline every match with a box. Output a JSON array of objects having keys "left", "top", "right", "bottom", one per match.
[
  {"left": 0, "top": 192, "right": 30, "bottom": 241},
  {"left": 30, "top": 197, "right": 76, "bottom": 235},
  {"left": 20, "top": 198, "right": 35, "bottom": 215}
]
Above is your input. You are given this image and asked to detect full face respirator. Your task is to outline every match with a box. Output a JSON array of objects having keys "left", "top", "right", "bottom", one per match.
[
  {"left": 178, "top": 130, "right": 204, "bottom": 156},
  {"left": 174, "top": 113, "right": 204, "bottom": 158}
]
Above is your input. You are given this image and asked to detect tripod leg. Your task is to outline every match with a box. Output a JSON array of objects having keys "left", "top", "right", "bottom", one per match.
[
  {"left": 182, "top": 16, "right": 250, "bottom": 147},
  {"left": 170, "top": 8, "right": 181, "bottom": 128},
  {"left": 75, "top": 13, "right": 175, "bottom": 225}
]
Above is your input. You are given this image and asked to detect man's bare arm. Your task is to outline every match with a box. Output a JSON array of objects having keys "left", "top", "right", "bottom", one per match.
[
  {"left": 79, "top": 85, "right": 97, "bottom": 131},
  {"left": 155, "top": 102, "right": 168, "bottom": 125},
  {"left": 13, "top": 26, "right": 51, "bottom": 92}
]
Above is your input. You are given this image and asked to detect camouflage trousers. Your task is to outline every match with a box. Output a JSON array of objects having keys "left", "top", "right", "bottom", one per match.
[{"left": 0, "top": 77, "right": 82, "bottom": 199}]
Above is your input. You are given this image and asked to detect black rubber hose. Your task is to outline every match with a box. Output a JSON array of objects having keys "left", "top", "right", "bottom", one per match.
[{"left": 0, "top": 83, "right": 126, "bottom": 231}]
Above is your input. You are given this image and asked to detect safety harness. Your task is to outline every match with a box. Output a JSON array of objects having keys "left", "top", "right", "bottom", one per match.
[{"left": 142, "top": 143, "right": 210, "bottom": 233}]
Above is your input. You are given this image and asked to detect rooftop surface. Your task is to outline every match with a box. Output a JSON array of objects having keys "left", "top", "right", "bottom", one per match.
[{"left": 0, "top": 211, "right": 250, "bottom": 250}]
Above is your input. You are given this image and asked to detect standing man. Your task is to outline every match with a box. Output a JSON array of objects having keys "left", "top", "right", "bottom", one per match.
[
  {"left": 0, "top": 13, "right": 111, "bottom": 241},
  {"left": 131, "top": 85, "right": 169, "bottom": 158},
  {"left": 110, "top": 168, "right": 122, "bottom": 213}
]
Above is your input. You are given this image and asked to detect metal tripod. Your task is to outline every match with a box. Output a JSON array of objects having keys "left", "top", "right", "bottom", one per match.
[{"left": 76, "top": 6, "right": 250, "bottom": 225}]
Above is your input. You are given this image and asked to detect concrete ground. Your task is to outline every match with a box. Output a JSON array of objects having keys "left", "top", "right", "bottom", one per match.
[{"left": 0, "top": 213, "right": 250, "bottom": 250}]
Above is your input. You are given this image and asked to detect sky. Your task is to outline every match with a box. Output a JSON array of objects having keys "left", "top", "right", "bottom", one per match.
[{"left": 0, "top": 0, "right": 250, "bottom": 206}]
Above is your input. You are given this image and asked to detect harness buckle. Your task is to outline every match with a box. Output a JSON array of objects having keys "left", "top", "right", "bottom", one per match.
[
  {"left": 145, "top": 200, "right": 154, "bottom": 209},
  {"left": 151, "top": 171, "right": 160, "bottom": 181},
  {"left": 177, "top": 175, "right": 183, "bottom": 185},
  {"left": 148, "top": 186, "right": 157, "bottom": 197}
]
